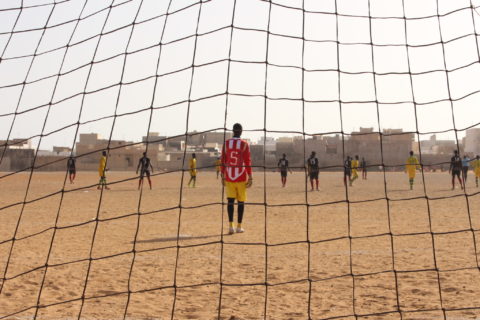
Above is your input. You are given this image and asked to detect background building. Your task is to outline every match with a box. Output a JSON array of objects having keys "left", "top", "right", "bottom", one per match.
[
  {"left": 2, "top": 128, "right": 473, "bottom": 173},
  {"left": 465, "top": 128, "right": 480, "bottom": 156}
]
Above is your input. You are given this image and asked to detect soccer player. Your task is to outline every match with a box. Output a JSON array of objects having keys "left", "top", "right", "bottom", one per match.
[
  {"left": 350, "top": 155, "right": 360, "bottom": 186},
  {"left": 67, "top": 156, "right": 76, "bottom": 184},
  {"left": 98, "top": 150, "right": 110, "bottom": 190},
  {"left": 343, "top": 156, "right": 351, "bottom": 187},
  {"left": 188, "top": 153, "right": 197, "bottom": 188},
  {"left": 136, "top": 152, "right": 154, "bottom": 190},
  {"left": 462, "top": 155, "right": 470, "bottom": 185},
  {"left": 306, "top": 151, "right": 319, "bottom": 191},
  {"left": 472, "top": 155, "right": 480, "bottom": 187},
  {"left": 449, "top": 150, "right": 464, "bottom": 190},
  {"left": 277, "top": 153, "right": 292, "bottom": 187},
  {"left": 361, "top": 157, "right": 367, "bottom": 180},
  {"left": 215, "top": 157, "right": 222, "bottom": 179},
  {"left": 221, "top": 123, "right": 252, "bottom": 234},
  {"left": 406, "top": 151, "right": 420, "bottom": 190}
]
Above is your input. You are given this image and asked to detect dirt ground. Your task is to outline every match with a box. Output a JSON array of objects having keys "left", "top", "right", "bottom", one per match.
[{"left": 0, "top": 170, "right": 479, "bottom": 320}]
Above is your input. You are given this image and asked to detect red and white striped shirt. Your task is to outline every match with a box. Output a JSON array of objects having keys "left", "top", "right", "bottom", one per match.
[{"left": 221, "top": 137, "right": 252, "bottom": 182}]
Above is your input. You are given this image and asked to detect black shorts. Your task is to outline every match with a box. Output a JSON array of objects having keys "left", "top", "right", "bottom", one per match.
[
  {"left": 140, "top": 170, "right": 151, "bottom": 178},
  {"left": 462, "top": 167, "right": 468, "bottom": 174},
  {"left": 309, "top": 171, "right": 319, "bottom": 180},
  {"left": 344, "top": 170, "right": 351, "bottom": 177},
  {"left": 280, "top": 170, "right": 287, "bottom": 177},
  {"left": 452, "top": 169, "right": 461, "bottom": 177},
  {"left": 69, "top": 169, "right": 76, "bottom": 174}
]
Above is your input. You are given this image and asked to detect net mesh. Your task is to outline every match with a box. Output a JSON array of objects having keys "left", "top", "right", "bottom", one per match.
[{"left": 1, "top": 0, "right": 480, "bottom": 319}]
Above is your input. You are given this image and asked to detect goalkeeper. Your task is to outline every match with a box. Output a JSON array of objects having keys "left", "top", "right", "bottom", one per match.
[{"left": 221, "top": 123, "right": 253, "bottom": 235}]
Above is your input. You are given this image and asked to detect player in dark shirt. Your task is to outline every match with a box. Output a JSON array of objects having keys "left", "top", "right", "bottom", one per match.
[
  {"left": 307, "top": 151, "right": 319, "bottom": 191},
  {"left": 462, "top": 155, "right": 470, "bottom": 184},
  {"left": 136, "top": 152, "right": 154, "bottom": 190},
  {"left": 278, "top": 153, "right": 292, "bottom": 187},
  {"left": 361, "top": 157, "right": 367, "bottom": 180},
  {"left": 67, "top": 156, "right": 76, "bottom": 184},
  {"left": 344, "top": 156, "right": 351, "bottom": 187},
  {"left": 449, "top": 150, "right": 463, "bottom": 190}
]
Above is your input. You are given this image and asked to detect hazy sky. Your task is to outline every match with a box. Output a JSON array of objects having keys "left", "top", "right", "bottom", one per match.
[{"left": 1, "top": 0, "right": 480, "bottom": 150}]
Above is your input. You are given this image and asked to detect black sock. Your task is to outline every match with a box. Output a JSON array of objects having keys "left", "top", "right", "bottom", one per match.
[
  {"left": 227, "top": 198, "right": 234, "bottom": 222},
  {"left": 238, "top": 202, "right": 244, "bottom": 224}
]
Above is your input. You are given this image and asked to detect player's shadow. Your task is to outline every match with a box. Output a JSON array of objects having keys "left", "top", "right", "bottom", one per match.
[
  {"left": 101, "top": 189, "right": 140, "bottom": 192},
  {"left": 435, "top": 188, "right": 465, "bottom": 192},
  {"left": 133, "top": 233, "right": 229, "bottom": 243}
]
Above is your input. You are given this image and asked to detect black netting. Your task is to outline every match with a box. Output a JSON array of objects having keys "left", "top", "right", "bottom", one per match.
[{"left": 1, "top": 0, "right": 480, "bottom": 319}]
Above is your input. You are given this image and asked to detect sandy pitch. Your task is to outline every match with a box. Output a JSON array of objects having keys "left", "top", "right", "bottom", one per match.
[{"left": 0, "top": 170, "right": 480, "bottom": 320}]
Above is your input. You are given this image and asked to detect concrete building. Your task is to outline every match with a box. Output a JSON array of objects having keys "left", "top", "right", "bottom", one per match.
[
  {"left": 142, "top": 131, "right": 232, "bottom": 152},
  {"left": 324, "top": 135, "right": 341, "bottom": 155},
  {"left": 75, "top": 133, "right": 146, "bottom": 171},
  {"left": 347, "top": 128, "right": 381, "bottom": 165},
  {"left": 276, "top": 141, "right": 295, "bottom": 159},
  {"left": 186, "top": 131, "right": 233, "bottom": 150},
  {"left": 203, "top": 131, "right": 232, "bottom": 145},
  {"left": 0, "top": 148, "right": 34, "bottom": 171},
  {"left": 3, "top": 127, "right": 464, "bottom": 173},
  {"left": 0, "top": 138, "right": 34, "bottom": 171},
  {"left": 341, "top": 128, "right": 414, "bottom": 168},
  {"left": 465, "top": 128, "right": 480, "bottom": 156},
  {"left": 258, "top": 136, "right": 276, "bottom": 153},
  {"left": 52, "top": 146, "right": 72, "bottom": 155},
  {"left": 250, "top": 144, "right": 265, "bottom": 166},
  {"left": 0, "top": 138, "right": 31, "bottom": 149},
  {"left": 142, "top": 132, "right": 165, "bottom": 151},
  {"left": 72, "top": 132, "right": 224, "bottom": 172},
  {"left": 416, "top": 134, "right": 458, "bottom": 155}
]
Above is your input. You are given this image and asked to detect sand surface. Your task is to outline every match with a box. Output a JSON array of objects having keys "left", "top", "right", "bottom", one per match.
[{"left": 0, "top": 170, "right": 480, "bottom": 319}]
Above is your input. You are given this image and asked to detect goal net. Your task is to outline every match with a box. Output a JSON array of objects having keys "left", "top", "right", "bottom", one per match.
[{"left": 1, "top": 0, "right": 480, "bottom": 319}]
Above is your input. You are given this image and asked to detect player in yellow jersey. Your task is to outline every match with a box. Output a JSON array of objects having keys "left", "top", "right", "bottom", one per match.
[
  {"left": 350, "top": 155, "right": 359, "bottom": 187},
  {"left": 98, "top": 150, "right": 110, "bottom": 190},
  {"left": 472, "top": 155, "right": 480, "bottom": 187},
  {"left": 215, "top": 157, "right": 222, "bottom": 179},
  {"left": 405, "top": 151, "right": 420, "bottom": 190},
  {"left": 188, "top": 153, "right": 197, "bottom": 188}
]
